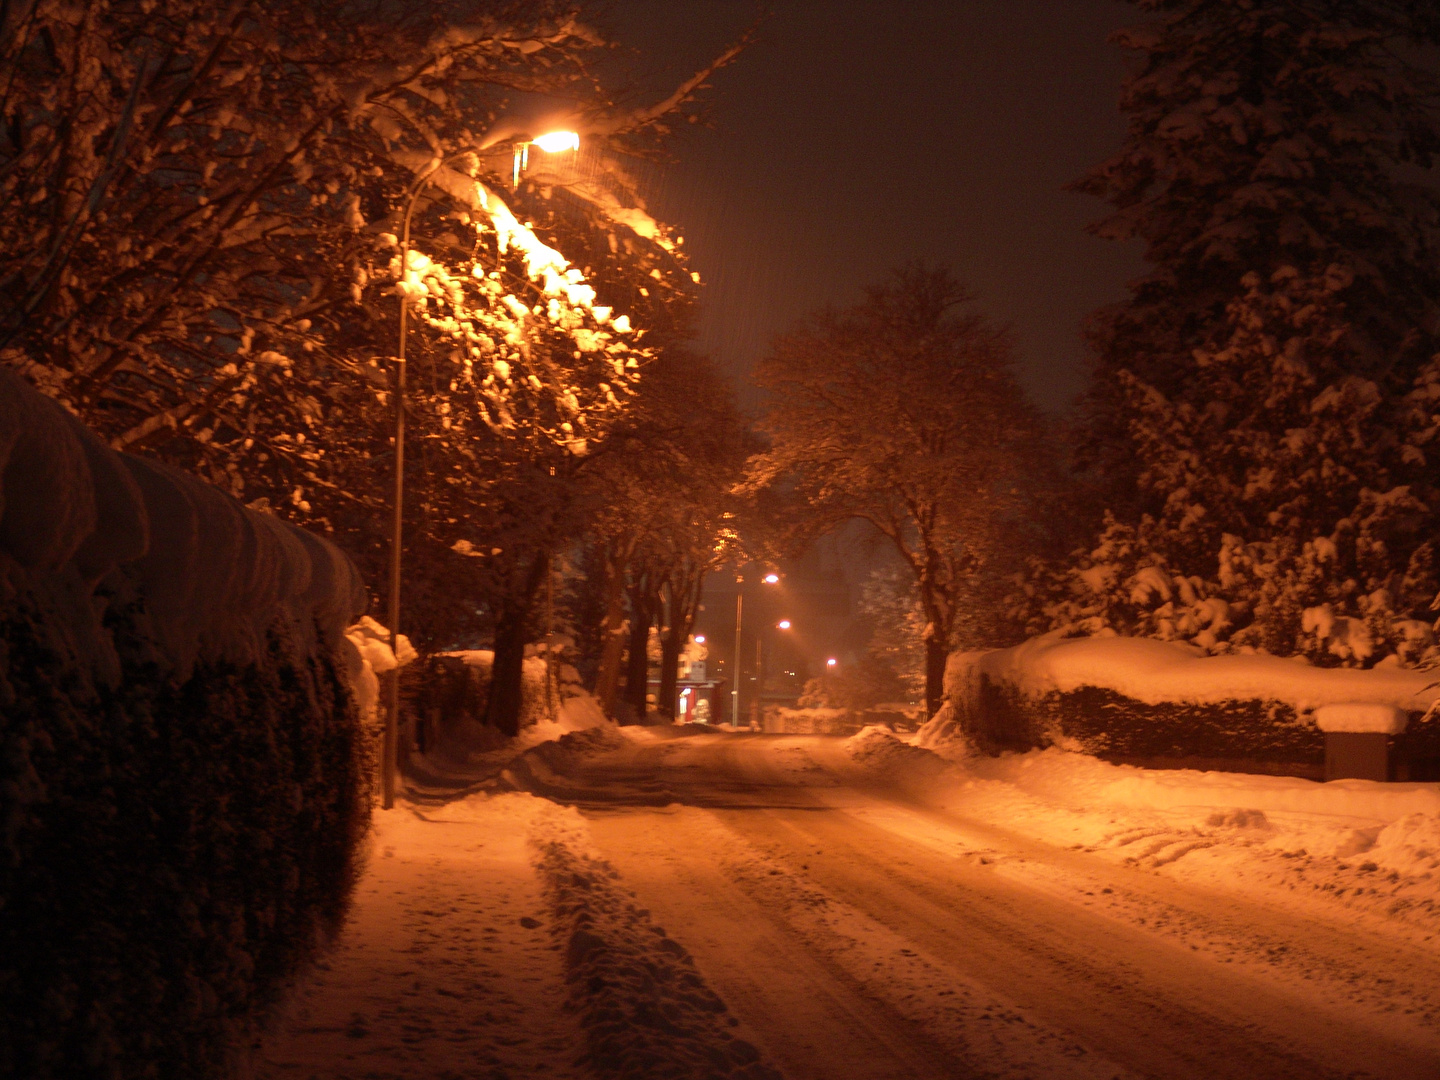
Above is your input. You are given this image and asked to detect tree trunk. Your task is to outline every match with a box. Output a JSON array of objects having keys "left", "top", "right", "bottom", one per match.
[
  {"left": 483, "top": 554, "right": 548, "bottom": 737},
  {"left": 658, "top": 631, "right": 682, "bottom": 723},
  {"left": 591, "top": 547, "right": 628, "bottom": 718},
  {"left": 484, "top": 605, "right": 529, "bottom": 738},
  {"left": 924, "top": 634, "right": 947, "bottom": 720},
  {"left": 622, "top": 589, "right": 652, "bottom": 724}
]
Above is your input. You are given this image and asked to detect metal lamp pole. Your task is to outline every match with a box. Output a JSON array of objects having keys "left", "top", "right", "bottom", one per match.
[
  {"left": 380, "top": 134, "right": 578, "bottom": 806},
  {"left": 730, "top": 572, "right": 780, "bottom": 729},
  {"left": 381, "top": 157, "right": 446, "bottom": 810},
  {"left": 731, "top": 575, "right": 744, "bottom": 728}
]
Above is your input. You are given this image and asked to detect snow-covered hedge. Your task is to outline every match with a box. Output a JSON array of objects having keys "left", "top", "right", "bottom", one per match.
[
  {"left": 0, "top": 370, "right": 370, "bottom": 1079},
  {"left": 407, "top": 648, "right": 562, "bottom": 751},
  {"left": 921, "top": 632, "right": 1440, "bottom": 778}
]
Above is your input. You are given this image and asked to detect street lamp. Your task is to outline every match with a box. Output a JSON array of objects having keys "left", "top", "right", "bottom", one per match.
[
  {"left": 512, "top": 130, "right": 582, "bottom": 185},
  {"left": 754, "top": 618, "right": 793, "bottom": 731},
  {"left": 382, "top": 135, "right": 579, "bottom": 809},
  {"left": 732, "top": 570, "right": 780, "bottom": 728}
]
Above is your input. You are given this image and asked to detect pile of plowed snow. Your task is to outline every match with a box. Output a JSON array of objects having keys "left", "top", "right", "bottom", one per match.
[{"left": 845, "top": 726, "right": 954, "bottom": 785}]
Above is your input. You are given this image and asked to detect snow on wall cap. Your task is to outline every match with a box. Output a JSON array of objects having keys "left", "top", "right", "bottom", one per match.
[{"left": 1313, "top": 704, "right": 1407, "bottom": 735}]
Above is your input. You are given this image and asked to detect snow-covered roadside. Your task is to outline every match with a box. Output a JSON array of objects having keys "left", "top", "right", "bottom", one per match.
[
  {"left": 530, "top": 810, "right": 784, "bottom": 1080},
  {"left": 254, "top": 793, "right": 586, "bottom": 1080},
  {"left": 256, "top": 777, "right": 784, "bottom": 1080},
  {"left": 845, "top": 727, "right": 1440, "bottom": 933},
  {"left": 405, "top": 679, "right": 610, "bottom": 801}
]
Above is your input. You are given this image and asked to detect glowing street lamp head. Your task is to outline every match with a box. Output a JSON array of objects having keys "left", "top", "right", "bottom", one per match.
[
  {"left": 763, "top": 573, "right": 780, "bottom": 584},
  {"left": 532, "top": 130, "right": 580, "bottom": 153},
  {"left": 694, "top": 634, "right": 706, "bottom": 644},
  {"left": 777, "top": 620, "right": 792, "bottom": 630},
  {"left": 826, "top": 657, "right": 837, "bottom": 667}
]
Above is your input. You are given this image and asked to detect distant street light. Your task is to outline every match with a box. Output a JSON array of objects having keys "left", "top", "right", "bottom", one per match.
[
  {"left": 827, "top": 657, "right": 838, "bottom": 668},
  {"left": 777, "top": 619, "right": 792, "bottom": 630},
  {"left": 694, "top": 634, "right": 706, "bottom": 644},
  {"left": 732, "top": 570, "right": 780, "bottom": 727}
]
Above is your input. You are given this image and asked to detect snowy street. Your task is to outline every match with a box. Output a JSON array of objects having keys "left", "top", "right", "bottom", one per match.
[{"left": 259, "top": 728, "right": 1440, "bottom": 1080}]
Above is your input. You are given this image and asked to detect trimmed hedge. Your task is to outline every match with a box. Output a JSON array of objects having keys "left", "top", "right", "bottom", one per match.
[
  {"left": 948, "top": 670, "right": 1440, "bottom": 781},
  {"left": 0, "top": 561, "right": 371, "bottom": 1079}
]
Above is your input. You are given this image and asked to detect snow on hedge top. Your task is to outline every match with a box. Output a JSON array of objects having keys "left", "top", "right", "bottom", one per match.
[
  {"left": 0, "top": 368, "right": 366, "bottom": 679},
  {"left": 960, "top": 631, "right": 1440, "bottom": 715}
]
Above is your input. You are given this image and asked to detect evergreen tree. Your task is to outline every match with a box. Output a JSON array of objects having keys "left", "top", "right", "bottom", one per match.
[{"left": 1067, "top": 0, "right": 1440, "bottom": 665}]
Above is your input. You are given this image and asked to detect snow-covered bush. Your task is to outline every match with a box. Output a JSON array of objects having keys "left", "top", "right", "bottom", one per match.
[
  {"left": 0, "top": 372, "right": 370, "bottom": 1079},
  {"left": 767, "top": 706, "right": 859, "bottom": 736},
  {"left": 407, "top": 649, "right": 559, "bottom": 747}
]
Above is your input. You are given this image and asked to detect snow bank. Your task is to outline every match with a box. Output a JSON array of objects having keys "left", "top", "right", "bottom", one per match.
[
  {"left": 767, "top": 704, "right": 859, "bottom": 735},
  {"left": 957, "top": 747, "right": 1440, "bottom": 884},
  {"left": 971, "top": 748, "right": 1440, "bottom": 825}
]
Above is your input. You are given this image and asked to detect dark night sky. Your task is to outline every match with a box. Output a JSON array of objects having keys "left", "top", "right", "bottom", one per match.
[{"left": 604, "top": 0, "right": 1147, "bottom": 413}]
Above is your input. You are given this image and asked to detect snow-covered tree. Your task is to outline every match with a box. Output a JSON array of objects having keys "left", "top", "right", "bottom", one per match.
[
  {"left": 573, "top": 348, "right": 750, "bottom": 721},
  {"left": 858, "top": 564, "right": 926, "bottom": 701},
  {"left": 1, "top": 0, "right": 744, "bottom": 730},
  {"left": 1066, "top": 0, "right": 1440, "bottom": 665},
  {"left": 751, "top": 264, "right": 1046, "bottom": 717}
]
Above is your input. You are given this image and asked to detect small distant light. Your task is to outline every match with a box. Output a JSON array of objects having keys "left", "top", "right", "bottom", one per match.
[
  {"left": 694, "top": 634, "right": 706, "bottom": 644},
  {"left": 763, "top": 573, "right": 780, "bottom": 584},
  {"left": 532, "top": 130, "right": 580, "bottom": 153},
  {"left": 826, "top": 657, "right": 837, "bottom": 667},
  {"left": 777, "top": 620, "right": 791, "bottom": 630}
]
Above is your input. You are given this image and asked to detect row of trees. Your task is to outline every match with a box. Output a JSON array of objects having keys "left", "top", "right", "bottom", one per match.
[
  {"left": 1, "top": 0, "right": 752, "bottom": 733},
  {"left": 745, "top": 0, "right": 1440, "bottom": 716}
]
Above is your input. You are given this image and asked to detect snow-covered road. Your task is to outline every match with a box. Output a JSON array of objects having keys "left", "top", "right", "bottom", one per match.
[{"left": 261, "top": 727, "right": 1440, "bottom": 1080}]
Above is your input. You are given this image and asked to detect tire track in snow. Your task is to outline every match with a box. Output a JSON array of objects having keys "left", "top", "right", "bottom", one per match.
[
  {"left": 543, "top": 731, "right": 1440, "bottom": 1079},
  {"left": 528, "top": 805, "right": 784, "bottom": 1080},
  {"left": 584, "top": 804, "right": 1137, "bottom": 1080}
]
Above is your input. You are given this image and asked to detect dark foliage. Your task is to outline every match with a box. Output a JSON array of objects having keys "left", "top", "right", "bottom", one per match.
[{"left": 0, "top": 561, "right": 370, "bottom": 1080}]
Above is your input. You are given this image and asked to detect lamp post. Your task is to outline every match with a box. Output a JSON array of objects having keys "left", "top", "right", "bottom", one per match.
[
  {"left": 381, "top": 134, "right": 578, "bottom": 810},
  {"left": 755, "top": 619, "right": 792, "bottom": 730},
  {"left": 381, "top": 158, "right": 444, "bottom": 811},
  {"left": 730, "top": 571, "right": 779, "bottom": 728}
]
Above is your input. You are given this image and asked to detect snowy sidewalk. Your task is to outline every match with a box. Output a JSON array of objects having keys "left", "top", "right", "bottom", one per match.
[
  {"left": 255, "top": 787, "right": 781, "bottom": 1080},
  {"left": 255, "top": 796, "right": 586, "bottom": 1080}
]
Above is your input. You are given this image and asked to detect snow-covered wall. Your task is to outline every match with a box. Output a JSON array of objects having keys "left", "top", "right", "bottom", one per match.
[
  {"left": 0, "top": 369, "right": 372, "bottom": 1079},
  {"left": 921, "top": 632, "right": 1440, "bottom": 778}
]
